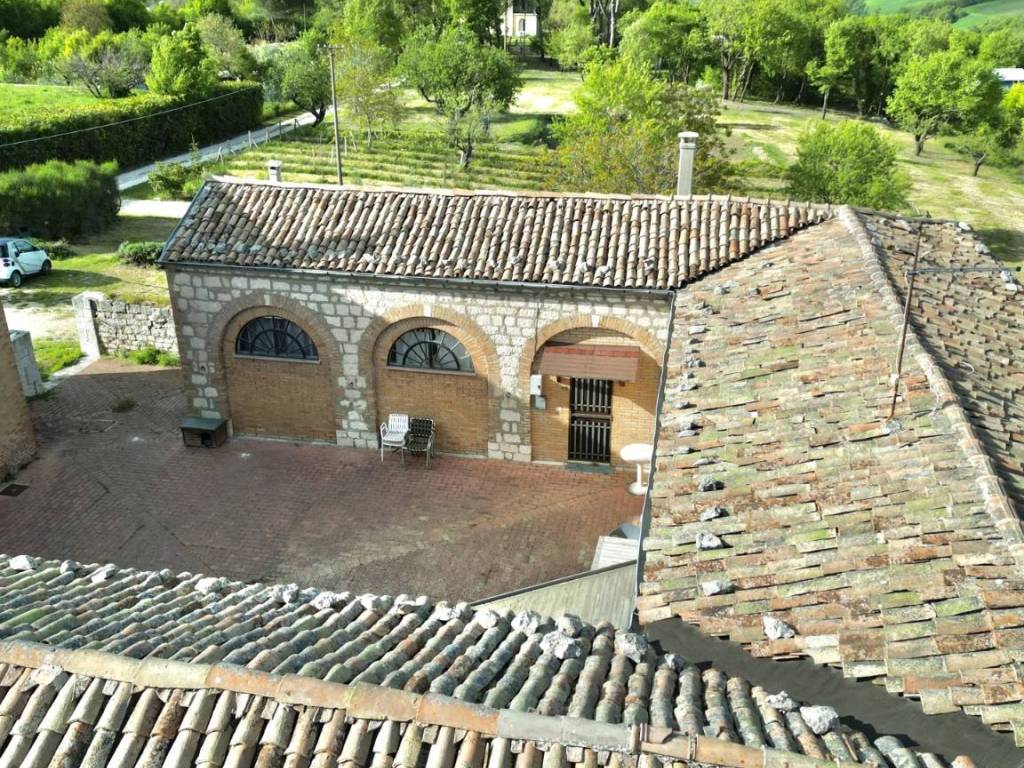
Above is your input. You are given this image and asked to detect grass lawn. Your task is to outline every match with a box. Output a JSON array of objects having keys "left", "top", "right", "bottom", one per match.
[
  {"left": 862, "top": 0, "right": 1024, "bottom": 24},
  {"left": 0, "top": 83, "right": 98, "bottom": 111},
  {"left": 720, "top": 100, "right": 1024, "bottom": 267},
  {"left": 0, "top": 216, "right": 174, "bottom": 312},
  {"left": 32, "top": 338, "right": 82, "bottom": 380}
]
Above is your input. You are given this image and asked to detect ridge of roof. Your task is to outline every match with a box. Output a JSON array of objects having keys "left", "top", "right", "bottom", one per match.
[
  {"left": 844, "top": 208, "right": 1024, "bottom": 567},
  {"left": 204, "top": 175, "right": 837, "bottom": 208},
  {"left": 0, "top": 554, "right": 968, "bottom": 767}
]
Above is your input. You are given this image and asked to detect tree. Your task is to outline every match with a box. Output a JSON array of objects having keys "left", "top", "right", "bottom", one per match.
[
  {"left": 0, "top": 0, "right": 61, "bottom": 38},
  {"left": 552, "top": 58, "right": 737, "bottom": 194},
  {"left": 105, "top": 0, "right": 150, "bottom": 31},
  {"left": 145, "top": 26, "right": 218, "bottom": 96},
  {"left": 806, "top": 58, "right": 842, "bottom": 118},
  {"left": 334, "top": 37, "right": 401, "bottom": 147},
  {"left": 785, "top": 121, "right": 909, "bottom": 209},
  {"left": 951, "top": 89, "right": 1024, "bottom": 176},
  {"left": 619, "top": 1, "right": 710, "bottom": 84},
  {"left": 0, "top": 35, "right": 41, "bottom": 82},
  {"left": 978, "top": 24, "right": 1024, "bottom": 69},
  {"left": 445, "top": 0, "right": 503, "bottom": 43},
  {"left": 65, "top": 29, "right": 149, "bottom": 97},
  {"left": 545, "top": 0, "right": 594, "bottom": 71},
  {"left": 61, "top": 0, "right": 113, "bottom": 33},
  {"left": 398, "top": 25, "right": 521, "bottom": 166},
  {"left": 887, "top": 48, "right": 1003, "bottom": 155},
  {"left": 277, "top": 34, "right": 330, "bottom": 124},
  {"left": 195, "top": 14, "right": 258, "bottom": 79},
  {"left": 330, "top": 0, "right": 406, "bottom": 55}
]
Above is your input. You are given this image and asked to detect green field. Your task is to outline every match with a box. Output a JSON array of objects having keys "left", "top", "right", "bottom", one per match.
[
  {"left": 0, "top": 83, "right": 99, "bottom": 111},
  {"left": 720, "top": 100, "right": 1024, "bottom": 266},
  {"left": 0, "top": 216, "right": 175, "bottom": 311},
  {"left": 862, "top": 0, "right": 1024, "bottom": 25}
]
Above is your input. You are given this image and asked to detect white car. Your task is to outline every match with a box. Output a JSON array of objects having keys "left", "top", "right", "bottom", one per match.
[{"left": 0, "top": 238, "right": 51, "bottom": 288}]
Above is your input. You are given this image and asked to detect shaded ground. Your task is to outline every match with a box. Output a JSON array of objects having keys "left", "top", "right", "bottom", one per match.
[{"left": 0, "top": 358, "right": 641, "bottom": 601}]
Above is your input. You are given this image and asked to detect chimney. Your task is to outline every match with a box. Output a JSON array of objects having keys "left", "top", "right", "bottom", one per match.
[
  {"left": 676, "top": 132, "right": 698, "bottom": 196},
  {"left": 266, "top": 159, "right": 282, "bottom": 183}
]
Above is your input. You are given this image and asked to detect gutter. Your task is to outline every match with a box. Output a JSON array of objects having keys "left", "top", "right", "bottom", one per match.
[{"left": 632, "top": 288, "right": 677, "bottom": 628}]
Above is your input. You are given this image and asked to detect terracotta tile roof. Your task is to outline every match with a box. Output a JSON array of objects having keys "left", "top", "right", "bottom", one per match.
[
  {"left": 638, "top": 211, "right": 1024, "bottom": 744},
  {"left": 863, "top": 213, "right": 1024, "bottom": 521},
  {"left": 0, "top": 555, "right": 965, "bottom": 767},
  {"left": 159, "top": 179, "right": 830, "bottom": 290}
]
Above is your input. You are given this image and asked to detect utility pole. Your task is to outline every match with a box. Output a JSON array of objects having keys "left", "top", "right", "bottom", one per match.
[{"left": 323, "top": 45, "right": 344, "bottom": 186}]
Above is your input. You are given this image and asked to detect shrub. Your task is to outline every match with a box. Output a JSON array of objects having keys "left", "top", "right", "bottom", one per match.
[
  {"left": 116, "top": 240, "right": 163, "bottom": 265},
  {"left": 0, "top": 160, "right": 119, "bottom": 239},
  {"left": 38, "top": 240, "right": 77, "bottom": 259},
  {"left": 125, "top": 346, "right": 179, "bottom": 366},
  {"left": 785, "top": 121, "right": 909, "bottom": 210},
  {"left": 0, "top": 83, "right": 263, "bottom": 171},
  {"left": 148, "top": 155, "right": 205, "bottom": 200}
]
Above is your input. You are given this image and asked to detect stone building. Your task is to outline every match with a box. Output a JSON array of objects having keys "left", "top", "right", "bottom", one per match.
[
  {"left": 0, "top": 298, "right": 35, "bottom": 477},
  {"left": 160, "top": 179, "right": 822, "bottom": 465}
]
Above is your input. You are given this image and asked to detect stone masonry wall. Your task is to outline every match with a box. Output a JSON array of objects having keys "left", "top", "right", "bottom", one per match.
[
  {"left": 0, "top": 300, "right": 36, "bottom": 477},
  {"left": 166, "top": 266, "right": 672, "bottom": 461},
  {"left": 88, "top": 298, "right": 179, "bottom": 357}
]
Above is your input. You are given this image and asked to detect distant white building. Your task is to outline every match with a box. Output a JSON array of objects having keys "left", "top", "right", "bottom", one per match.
[
  {"left": 995, "top": 67, "right": 1024, "bottom": 89},
  {"left": 501, "top": 0, "right": 539, "bottom": 40}
]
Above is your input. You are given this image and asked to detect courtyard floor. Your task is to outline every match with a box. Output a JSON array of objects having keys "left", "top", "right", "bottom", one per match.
[{"left": 0, "top": 358, "right": 642, "bottom": 601}]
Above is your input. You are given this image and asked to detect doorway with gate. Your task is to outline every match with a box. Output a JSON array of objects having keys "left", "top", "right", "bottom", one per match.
[{"left": 568, "top": 378, "right": 612, "bottom": 463}]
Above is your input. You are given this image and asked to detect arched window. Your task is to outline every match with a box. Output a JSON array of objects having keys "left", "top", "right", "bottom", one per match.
[
  {"left": 236, "top": 316, "right": 319, "bottom": 361},
  {"left": 388, "top": 328, "right": 474, "bottom": 372}
]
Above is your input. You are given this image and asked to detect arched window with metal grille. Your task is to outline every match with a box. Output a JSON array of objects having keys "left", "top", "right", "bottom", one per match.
[
  {"left": 387, "top": 328, "right": 474, "bottom": 372},
  {"left": 235, "top": 316, "right": 319, "bottom": 361}
]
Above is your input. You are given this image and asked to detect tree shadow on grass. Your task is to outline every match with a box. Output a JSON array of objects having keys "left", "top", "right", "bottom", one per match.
[
  {"left": 974, "top": 226, "right": 1024, "bottom": 269},
  {"left": 0, "top": 270, "right": 119, "bottom": 309}
]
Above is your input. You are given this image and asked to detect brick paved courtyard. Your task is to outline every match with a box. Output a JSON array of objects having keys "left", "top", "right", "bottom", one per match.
[{"left": 0, "top": 359, "right": 642, "bottom": 600}]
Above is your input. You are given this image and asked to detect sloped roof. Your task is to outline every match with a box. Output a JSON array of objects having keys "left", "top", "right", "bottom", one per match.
[
  {"left": 159, "top": 179, "right": 829, "bottom": 290},
  {"left": 638, "top": 210, "right": 1024, "bottom": 742},
  {"left": 864, "top": 213, "right": 1024, "bottom": 519},
  {"left": 0, "top": 555, "right": 966, "bottom": 768}
]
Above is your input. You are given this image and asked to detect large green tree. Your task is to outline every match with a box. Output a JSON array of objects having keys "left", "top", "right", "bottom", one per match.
[
  {"left": 887, "top": 47, "right": 1003, "bottom": 155},
  {"left": 65, "top": 29, "right": 149, "bottom": 97},
  {"left": 195, "top": 13, "right": 258, "bottom": 79},
  {"left": 145, "top": 26, "right": 218, "bottom": 96},
  {"left": 398, "top": 25, "right": 521, "bottom": 166},
  {"left": 618, "top": 1, "right": 709, "bottom": 84},
  {"left": 785, "top": 121, "right": 908, "bottom": 208},
  {"left": 277, "top": 31, "right": 330, "bottom": 124},
  {"left": 334, "top": 36, "right": 401, "bottom": 146},
  {"left": 552, "top": 58, "right": 737, "bottom": 194}
]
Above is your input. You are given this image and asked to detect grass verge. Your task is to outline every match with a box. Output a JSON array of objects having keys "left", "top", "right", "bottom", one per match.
[{"left": 32, "top": 338, "right": 82, "bottom": 380}]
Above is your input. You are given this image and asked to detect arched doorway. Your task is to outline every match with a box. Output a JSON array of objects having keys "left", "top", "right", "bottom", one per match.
[
  {"left": 372, "top": 318, "right": 490, "bottom": 455},
  {"left": 222, "top": 309, "right": 336, "bottom": 441},
  {"left": 529, "top": 326, "right": 662, "bottom": 466}
]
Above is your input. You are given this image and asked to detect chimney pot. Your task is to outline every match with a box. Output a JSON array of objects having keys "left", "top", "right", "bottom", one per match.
[
  {"left": 676, "top": 132, "right": 698, "bottom": 196},
  {"left": 266, "top": 159, "right": 282, "bottom": 183}
]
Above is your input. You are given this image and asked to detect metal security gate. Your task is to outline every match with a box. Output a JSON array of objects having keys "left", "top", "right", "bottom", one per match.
[{"left": 568, "top": 378, "right": 612, "bottom": 463}]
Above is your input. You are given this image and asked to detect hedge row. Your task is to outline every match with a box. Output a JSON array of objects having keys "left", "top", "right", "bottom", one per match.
[
  {"left": 0, "top": 83, "right": 264, "bottom": 171},
  {"left": 0, "top": 160, "right": 120, "bottom": 239}
]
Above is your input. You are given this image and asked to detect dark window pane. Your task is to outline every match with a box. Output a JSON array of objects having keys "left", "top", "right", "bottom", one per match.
[
  {"left": 236, "top": 316, "right": 319, "bottom": 361},
  {"left": 387, "top": 328, "right": 474, "bottom": 372}
]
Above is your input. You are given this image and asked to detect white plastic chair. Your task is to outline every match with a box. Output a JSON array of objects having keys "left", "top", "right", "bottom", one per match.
[{"left": 379, "top": 413, "right": 409, "bottom": 461}]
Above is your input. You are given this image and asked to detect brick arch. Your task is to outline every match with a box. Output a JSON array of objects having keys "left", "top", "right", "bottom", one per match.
[
  {"left": 517, "top": 314, "right": 665, "bottom": 460},
  {"left": 207, "top": 293, "right": 343, "bottom": 439},
  {"left": 358, "top": 304, "right": 502, "bottom": 454},
  {"left": 516, "top": 314, "right": 665, "bottom": 392}
]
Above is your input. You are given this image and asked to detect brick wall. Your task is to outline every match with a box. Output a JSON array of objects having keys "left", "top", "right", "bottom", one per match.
[
  {"left": 166, "top": 267, "right": 672, "bottom": 461},
  {"left": 221, "top": 306, "right": 337, "bottom": 441},
  {"left": 0, "top": 301, "right": 35, "bottom": 476}
]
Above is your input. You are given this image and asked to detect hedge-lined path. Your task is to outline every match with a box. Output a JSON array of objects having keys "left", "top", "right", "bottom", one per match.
[{"left": 117, "top": 110, "right": 318, "bottom": 191}]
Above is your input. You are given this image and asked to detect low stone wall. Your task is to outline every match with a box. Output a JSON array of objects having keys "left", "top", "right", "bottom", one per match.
[{"left": 74, "top": 292, "right": 178, "bottom": 357}]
